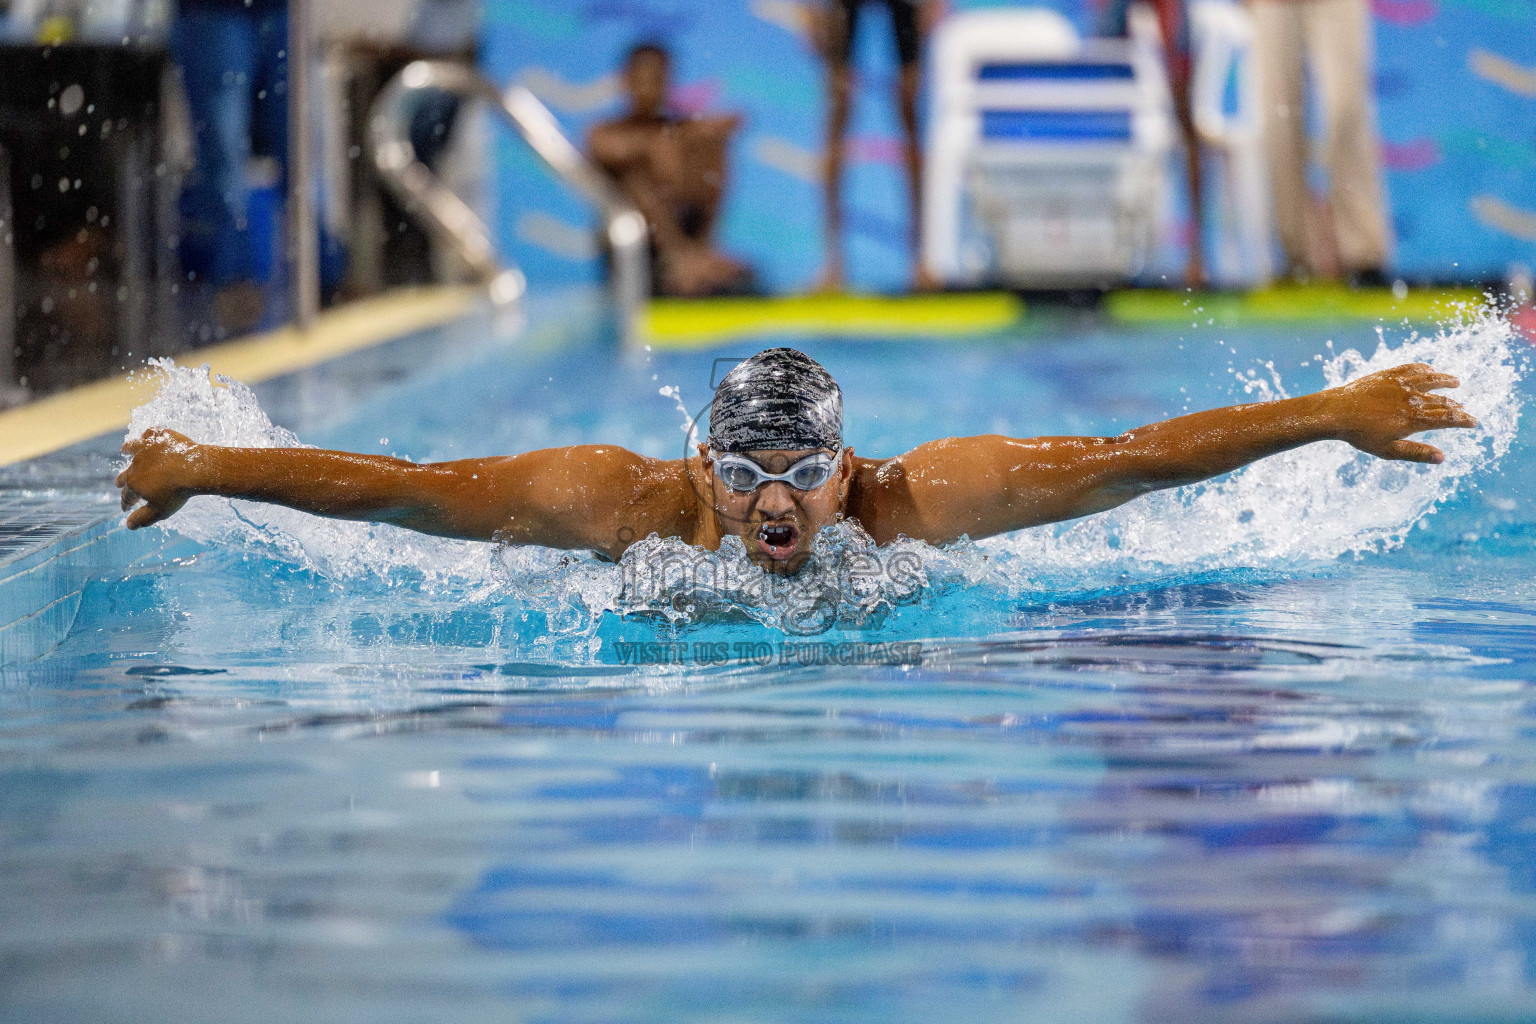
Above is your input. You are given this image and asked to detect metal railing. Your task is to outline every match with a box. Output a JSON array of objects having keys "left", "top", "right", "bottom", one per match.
[
  {"left": 288, "top": 0, "right": 320, "bottom": 330},
  {"left": 369, "top": 60, "right": 649, "bottom": 341},
  {"left": 0, "top": 143, "right": 19, "bottom": 407}
]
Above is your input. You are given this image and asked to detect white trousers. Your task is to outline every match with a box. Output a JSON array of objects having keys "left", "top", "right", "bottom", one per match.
[{"left": 1252, "top": 0, "right": 1391, "bottom": 272}]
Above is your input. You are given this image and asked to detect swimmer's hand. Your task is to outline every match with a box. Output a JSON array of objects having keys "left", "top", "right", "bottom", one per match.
[
  {"left": 1326, "top": 363, "right": 1478, "bottom": 464},
  {"left": 118, "top": 428, "right": 202, "bottom": 529}
]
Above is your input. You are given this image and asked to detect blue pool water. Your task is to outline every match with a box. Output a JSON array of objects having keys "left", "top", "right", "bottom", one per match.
[{"left": 3, "top": 304, "right": 1534, "bottom": 1022}]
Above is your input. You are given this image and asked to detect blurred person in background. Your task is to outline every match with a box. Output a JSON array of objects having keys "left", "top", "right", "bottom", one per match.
[
  {"left": 811, "top": 0, "right": 944, "bottom": 293},
  {"left": 170, "top": 0, "right": 289, "bottom": 333},
  {"left": 1098, "top": 0, "right": 1206, "bottom": 288},
  {"left": 171, "top": 0, "right": 346, "bottom": 335},
  {"left": 1251, "top": 0, "right": 1390, "bottom": 287},
  {"left": 588, "top": 43, "right": 752, "bottom": 298}
]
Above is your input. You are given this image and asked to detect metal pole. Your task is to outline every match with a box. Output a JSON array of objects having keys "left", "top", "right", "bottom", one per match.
[
  {"left": 368, "top": 62, "right": 650, "bottom": 342},
  {"left": 287, "top": 0, "right": 320, "bottom": 330},
  {"left": 0, "top": 143, "right": 19, "bottom": 403}
]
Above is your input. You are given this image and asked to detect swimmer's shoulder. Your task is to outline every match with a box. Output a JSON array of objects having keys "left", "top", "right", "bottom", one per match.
[
  {"left": 565, "top": 446, "right": 695, "bottom": 501},
  {"left": 845, "top": 454, "right": 907, "bottom": 543},
  {"left": 599, "top": 449, "right": 706, "bottom": 550}
]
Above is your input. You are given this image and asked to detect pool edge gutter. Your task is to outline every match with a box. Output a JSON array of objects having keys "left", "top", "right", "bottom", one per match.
[
  {"left": 0, "top": 284, "right": 480, "bottom": 468},
  {"left": 0, "top": 517, "right": 179, "bottom": 665}
]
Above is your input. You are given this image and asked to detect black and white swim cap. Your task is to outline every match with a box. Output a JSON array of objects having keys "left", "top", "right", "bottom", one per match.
[{"left": 708, "top": 348, "right": 843, "bottom": 453}]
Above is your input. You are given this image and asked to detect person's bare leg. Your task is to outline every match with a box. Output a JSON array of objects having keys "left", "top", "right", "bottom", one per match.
[
  {"left": 817, "top": 61, "right": 852, "bottom": 292},
  {"left": 897, "top": 61, "right": 937, "bottom": 291},
  {"left": 1306, "top": 0, "right": 1389, "bottom": 276},
  {"left": 1252, "top": 0, "right": 1311, "bottom": 279},
  {"left": 684, "top": 121, "right": 753, "bottom": 291},
  {"left": 1306, "top": 192, "right": 1342, "bottom": 282},
  {"left": 1171, "top": 81, "right": 1207, "bottom": 288}
]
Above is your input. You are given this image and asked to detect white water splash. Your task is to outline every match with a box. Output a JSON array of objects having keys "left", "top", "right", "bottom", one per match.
[
  {"left": 992, "top": 307, "right": 1526, "bottom": 580},
  {"left": 125, "top": 361, "right": 499, "bottom": 589},
  {"left": 124, "top": 308, "right": 1526, "bottom": 633},
  {"left": 498, "top": 521, "right": 990, "bottom": 637}
]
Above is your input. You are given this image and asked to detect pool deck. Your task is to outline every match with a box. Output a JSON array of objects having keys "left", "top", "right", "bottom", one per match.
[{"left": 0, "top": 285, "right": 490, "bottom": 666}]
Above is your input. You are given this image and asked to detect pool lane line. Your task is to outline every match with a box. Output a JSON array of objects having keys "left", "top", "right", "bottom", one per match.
[
  {"left": 639, "top": 285, "right": 1488, "bottom": 348},
  {"left": 0, "top": 285, "right": 480, "bottom": 468},
  {"left": 1106, "top": 283, "right": 1489, "bottom": 325},
  {"left": 641, "top": 292, "right": 1026, "bottom": 349}
]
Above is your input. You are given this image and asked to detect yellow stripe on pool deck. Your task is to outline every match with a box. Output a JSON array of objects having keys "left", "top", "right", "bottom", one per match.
[
  {"left": 1107, "top": 283, "right": 1488, "bottom": 325},
  {"left": 0, "top": 285, "right": 479, "bottom": 467},
  {"left": 641, "top": 292, "right": 1024, "bottom": 348}
]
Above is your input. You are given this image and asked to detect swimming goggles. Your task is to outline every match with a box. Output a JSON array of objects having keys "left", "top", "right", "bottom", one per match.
[{"left": 709, "top": 448, "right": 841, "bottom": 493}]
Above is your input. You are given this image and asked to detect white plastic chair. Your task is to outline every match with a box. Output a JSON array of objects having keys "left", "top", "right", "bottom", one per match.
[{"left": 922, "top": 8, "right": 1173, "bottom": 288}]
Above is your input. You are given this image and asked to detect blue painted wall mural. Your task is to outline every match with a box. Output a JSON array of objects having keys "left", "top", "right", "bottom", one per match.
[{"left": 478, "top": 0, "right": 1536, "bottom": 293}]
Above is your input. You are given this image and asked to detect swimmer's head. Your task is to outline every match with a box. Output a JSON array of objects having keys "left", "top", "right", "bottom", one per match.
[
  {"left": 707, "top": 348, "right": 843, "bottom": 454},
  {"left": 624, "top": 41, "right": 670, "bottom": 118},
  {"left": 700, "top": 349, "right": 852, "bottom": 574}
]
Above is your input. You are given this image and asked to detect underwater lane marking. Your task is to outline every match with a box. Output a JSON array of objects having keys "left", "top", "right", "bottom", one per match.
[
  {"left": 754, "top": 136, "right": 821, "bottom": 183},
  {"left": 518, "top": 67, "right": 620, "bottom": 113},
  {"left": 0, "top": 285, "right": 479, "bottom": 467},
  {"left": 752, "top": 0, "right": 810, "bottom": 37},
  {"left": 516, "top": 211, "right": 599, "bottom": 260}
]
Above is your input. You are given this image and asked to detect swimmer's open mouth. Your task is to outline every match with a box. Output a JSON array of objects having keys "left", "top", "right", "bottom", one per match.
[{"left": 757, "top": 522, "right": 800, "bottom": 560}]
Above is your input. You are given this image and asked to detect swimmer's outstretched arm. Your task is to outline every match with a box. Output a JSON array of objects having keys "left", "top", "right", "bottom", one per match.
[
  {"left": 858, "top": 363, "right": 1478, "bottom": 546},
  {"left": 116, "top": 430, "right": 696, "bottom": 559}
]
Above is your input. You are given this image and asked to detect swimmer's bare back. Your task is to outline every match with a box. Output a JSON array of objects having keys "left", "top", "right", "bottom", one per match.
[{"left": 118, "top": 363, "right": 1475, "bottom": 559}]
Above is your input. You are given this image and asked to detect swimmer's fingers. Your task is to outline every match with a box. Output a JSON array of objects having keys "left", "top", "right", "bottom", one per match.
[
  {"left": 1413, "top": 370, "right": 1461, "bottom": 392},
  {"left": 1381, "top": 440, "right": 1444, "bottom": 464},
  {"left": 1415, "top": 394, "right": 1479, "bottom": 429},
  {"left": 1381, "top": 362, "right": 1451, "bottom": 388},
  {"left": 1384, "top": 362, "right": 1457, "bottom": 391},
  {"left": 125, "top": 502, "right": 164, "bottom": 530},
  {"left": 120, "top": 484, "right": 141, "bottom": 512}
]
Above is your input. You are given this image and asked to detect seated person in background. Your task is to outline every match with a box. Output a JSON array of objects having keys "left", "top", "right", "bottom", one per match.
[{"left": 588, "top": 42, "right": 752, "bottom": 298}]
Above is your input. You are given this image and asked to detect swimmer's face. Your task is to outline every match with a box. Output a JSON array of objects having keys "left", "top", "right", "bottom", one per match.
[
  {"left": 625, "top": 50, "right": 669, "bottom": 118},
  {"left": 698, "top": 444, "right": 854, "bottom": 575}
]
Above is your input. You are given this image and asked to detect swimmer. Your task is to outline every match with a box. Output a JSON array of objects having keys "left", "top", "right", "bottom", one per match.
[
  {"left": 588, "top": 42, "right": 752, "bottom": 298},
  {"left": 118, "top": 348, "right": 1477, "bottom": 575}
]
